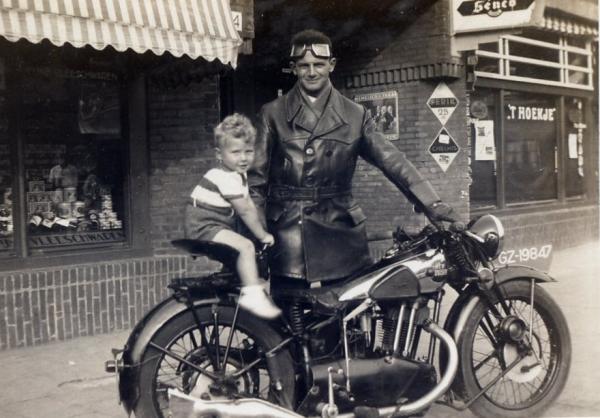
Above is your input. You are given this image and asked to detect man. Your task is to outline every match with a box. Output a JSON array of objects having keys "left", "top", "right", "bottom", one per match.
[{"left": 249, "top": 29, "right": 453, "bottom": 285}]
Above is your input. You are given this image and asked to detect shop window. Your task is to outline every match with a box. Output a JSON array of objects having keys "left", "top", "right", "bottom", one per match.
[
  {"left": 21, "top": 70, "right": 126, "bottom": 251},
  {"left": 470, "top": 89, "right": 591, "bottom": 210},
  {"left": 504, "top": 92, "right": 558, "bottom": 204},
  {"left": 565, "top": 98, "right": 586, "bottom": 198},
  {"left": 470, "top": 89, "right": 497, "bottom": 209}
]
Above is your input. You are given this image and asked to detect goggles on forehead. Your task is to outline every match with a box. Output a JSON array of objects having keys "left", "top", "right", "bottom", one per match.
[{"left": 290, "top": 43, "right": 332, "bottom": 59}]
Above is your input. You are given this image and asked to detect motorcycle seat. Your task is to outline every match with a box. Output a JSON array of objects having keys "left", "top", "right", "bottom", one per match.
[{"left": 171, "top": 239, "right": 239, "bottom": 269}]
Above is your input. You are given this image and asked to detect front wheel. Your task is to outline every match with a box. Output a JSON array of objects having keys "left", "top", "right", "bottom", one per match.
[
  {"left": 133, "top": 304, "right": 296, "bottom": 418},
  {"left": 453, "top": 280, "right": 571, "bottom": 418}
]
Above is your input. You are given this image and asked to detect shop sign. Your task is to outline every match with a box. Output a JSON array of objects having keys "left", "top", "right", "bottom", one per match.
[
  {"left": 457, "top": 0, "right": 534, "bottom": 17},
  {"left": 429, "top": 128, "right": 460, "bottom": 172},
  {"left": 506, "top": 104, "right": 556, "bottom": 121},
  {"left": 452, "top": 0, "right": 537, "bottom": 33},
  {"left": 28, "top": 230, "right": 125, "bottom": 248},
  {"left": 427, "top": 82, "right": 458, "bottom": 126}
]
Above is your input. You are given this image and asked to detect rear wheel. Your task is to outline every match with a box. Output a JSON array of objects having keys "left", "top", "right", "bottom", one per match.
[
  {"left": 454, "top": 280, "right": 571, "bottom": 418},
  {"left": 133, "top": 304, "right": 295, "bottom": 418}
]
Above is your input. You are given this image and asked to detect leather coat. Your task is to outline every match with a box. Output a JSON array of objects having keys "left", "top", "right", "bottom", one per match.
[{"left": 249, "top": 84, "right": 440, "bottom": 282}]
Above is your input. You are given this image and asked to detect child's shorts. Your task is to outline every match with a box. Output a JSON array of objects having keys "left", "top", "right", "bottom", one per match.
[{"left": 184, "top": 202, "right": 237, "bottom": 241}]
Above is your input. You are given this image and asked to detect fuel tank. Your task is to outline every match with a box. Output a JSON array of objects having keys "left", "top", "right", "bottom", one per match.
[{"left": 338, "top": 249, "right": 447, "bottom": 301}]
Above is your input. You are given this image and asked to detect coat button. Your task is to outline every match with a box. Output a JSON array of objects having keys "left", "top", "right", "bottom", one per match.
[
  {"left": 305, "top": 147, "right": 315, "bottom": 156},
  {"left": 325, "top": 150, "right": 333, "bottom": 157},
  {"left": 304, "top": 207, "right": 314, "bottom": 215},
  {"left": 304, "top": 176, "right": 315, "bottom": 186}
]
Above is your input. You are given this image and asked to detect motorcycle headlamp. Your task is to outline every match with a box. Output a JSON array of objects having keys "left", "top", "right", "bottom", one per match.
[
  {"left": 290, "top": 43, "right": 332, "bottom": 59},
  {"left": 468, "top": 214, "right": 505, "bottom": 259}
]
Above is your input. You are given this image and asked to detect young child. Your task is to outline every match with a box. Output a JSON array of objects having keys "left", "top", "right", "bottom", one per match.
[{"left": 184, "top": 113, "right": 281, "bottom": 319}]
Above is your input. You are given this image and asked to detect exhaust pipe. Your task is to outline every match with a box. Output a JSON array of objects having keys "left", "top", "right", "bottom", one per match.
[
  {"left": 169, "top": 390, "right": 305, "bottom": 418},
  {"left": 169, "top": 320, "right": 458, "bottom": 418}
]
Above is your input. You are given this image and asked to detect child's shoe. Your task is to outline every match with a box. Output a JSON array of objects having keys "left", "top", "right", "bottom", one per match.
[{"left": 238, "top": 284, "right": 282, "bottom": 319}]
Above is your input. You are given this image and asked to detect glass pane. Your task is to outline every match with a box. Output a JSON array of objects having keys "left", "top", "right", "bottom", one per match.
[
  {"left": 509, "top": 61, "right": 560, "bottom": 81},
  {"left": 520, "top": 30, "right": 560, "bottom": 45},
  {"left": 479, "top": 42, "right": 499, "bottom": 53},
  {"left": 477, "top": 56, "right": 500, "bottom": 74},
  {"left": 504, "top": 92, "right": 557, "bottom": 203},
  {"left": 0, "top": 71, "right": 13, "bottom": 254},
  {"left": 566, "top": 36, "right": 586, "bottom": 48},
  {"left": 469, "top": 89, "right": 497, "bottom": 208},
  {"left": 21, "top": 68, "right": 126, "bottom": 251},
  {"left": 565, "top": 98, "right": 585, "bottom": 197},
  {"left": 568, "top": 70, "right": 588, "bottom": 85},
  {"left": 509, "top": 40, "right": 560, "bottom": 63},
  {"left": 568, "top": 52, "right": 588, "bottom": 67}
]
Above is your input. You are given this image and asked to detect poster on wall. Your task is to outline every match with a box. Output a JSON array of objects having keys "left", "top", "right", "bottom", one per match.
[
  {"left": 354, "top": 91, "right": 399, "bottom": 140},
  {"left": 474, "top": 120, "right": 496, "bottom": 160}
]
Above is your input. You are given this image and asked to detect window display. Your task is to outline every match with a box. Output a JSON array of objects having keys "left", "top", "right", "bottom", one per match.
[
  {"left": 504, "top": 92, "right": 558, "bottom": 203},
  {"left": 0, "top": 89, "right": 12, "bottom": 253},
  {"left": 21, "top": 68, "right": 125, "bottom": 250},
  {"left": 469, "top": 87, "right": 591, "bottom": 210}
]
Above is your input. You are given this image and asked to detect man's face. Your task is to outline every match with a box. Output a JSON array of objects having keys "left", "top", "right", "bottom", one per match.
[{"left": 291, "top": 51, "right": 336, "bottom": 96}]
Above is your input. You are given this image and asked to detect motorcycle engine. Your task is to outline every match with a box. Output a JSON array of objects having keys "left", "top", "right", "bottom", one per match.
[{"left": 298, "top": 356, "right": 436, "bottom": 414}]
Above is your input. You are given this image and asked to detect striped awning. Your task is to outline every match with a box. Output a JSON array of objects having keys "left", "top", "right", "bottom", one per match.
[{"left": 0, "top": 0, "right": 243, "bottom": 67}]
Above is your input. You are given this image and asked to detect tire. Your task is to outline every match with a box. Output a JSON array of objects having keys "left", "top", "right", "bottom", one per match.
[
  {"left": 133, "top": 304, "right": 296, "bottom": 418},
  {"left": 453, "top": 280, "right": 571, "bottom": 418}
]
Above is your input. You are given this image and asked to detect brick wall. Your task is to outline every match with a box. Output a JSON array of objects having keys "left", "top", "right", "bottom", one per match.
[
  {"left": 148, "top": 78, "right": 221, "bottom": 257},
  {"left": 0, "top": 255, "right": 186, "bottom": 350},
  {"left": 335, "top": 0, "right": 470, "bottom": 237}
]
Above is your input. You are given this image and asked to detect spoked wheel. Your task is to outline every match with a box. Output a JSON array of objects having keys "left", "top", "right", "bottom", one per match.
[
  {"left": 454, "top": 280, "right": 571, "bottom": 418},
  {"left": 133, "top": 304, "right": 295, "bottom": 418}
]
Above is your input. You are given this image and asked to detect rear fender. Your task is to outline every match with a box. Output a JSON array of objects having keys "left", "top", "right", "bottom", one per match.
[{"left": 118, "top": 293, "right": 223, "bottom": 414}]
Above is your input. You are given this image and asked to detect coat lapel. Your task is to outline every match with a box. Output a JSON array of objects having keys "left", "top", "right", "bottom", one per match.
[
  {"left": 309, "top": 88, "right": 346, "bottom": 140},
  {"left": 286, "top": 84, "right": 348, "bottom": 138}
]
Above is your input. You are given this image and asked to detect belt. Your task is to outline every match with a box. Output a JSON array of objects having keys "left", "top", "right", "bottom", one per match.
[
  {"left": 268, "top": 185, "right": 351, "bottom": 201},
  {"left": 187, "top": 199, "right": 235, "bottom": 217}
]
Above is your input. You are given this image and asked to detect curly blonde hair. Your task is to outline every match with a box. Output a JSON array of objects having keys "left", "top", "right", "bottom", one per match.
[{"left": 214, "top": 113, "right": 256, "bottom": 148}]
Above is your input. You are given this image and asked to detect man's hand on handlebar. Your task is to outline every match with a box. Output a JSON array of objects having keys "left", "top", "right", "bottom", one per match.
[{"left": 426, "top": 201, "right": 457, "bottom": 223}]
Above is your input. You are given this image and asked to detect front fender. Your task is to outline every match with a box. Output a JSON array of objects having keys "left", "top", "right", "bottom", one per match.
[
  {"left": 493, "top": 263, "right": 556, "bottom": 284},
  {"left": 441, "top": 265, "right": 556, "bottom": 391},
  {"left": 445, "top": 265, "right": 556, "bottom": 341},
  {"left": 118, "top": 294, "right": 222, "bottom": 415}
]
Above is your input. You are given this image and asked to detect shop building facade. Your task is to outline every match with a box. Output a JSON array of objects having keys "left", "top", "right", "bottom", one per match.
[
  {"left": 0, "top": 0, "right": 254, "bottom": 349},
  {"left": 0, "top": 0, "right": 597, "bottom": 350}
]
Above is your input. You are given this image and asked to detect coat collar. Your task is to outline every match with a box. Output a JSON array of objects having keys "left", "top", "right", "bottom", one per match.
[{"left": 285, "top": 83, "right": 347, "bottom": 138}]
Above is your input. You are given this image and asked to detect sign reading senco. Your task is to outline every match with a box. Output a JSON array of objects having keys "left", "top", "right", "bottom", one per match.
[{"left": 453, "top": 0, "right": 538, "bottom": 33}]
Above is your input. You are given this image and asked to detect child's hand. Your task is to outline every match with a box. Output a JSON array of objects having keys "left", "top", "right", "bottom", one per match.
[{"left": 260, "top": 233, "right": 275, "bottom": 247}]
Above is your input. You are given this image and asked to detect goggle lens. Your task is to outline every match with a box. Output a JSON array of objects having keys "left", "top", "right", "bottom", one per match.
[{"left": 290, "top": 43, "right": 331, "bottom": 59}]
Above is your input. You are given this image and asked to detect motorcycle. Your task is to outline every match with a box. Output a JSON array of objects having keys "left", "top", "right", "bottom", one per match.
[{"left": 106, "top": 212, "right": 571, "bottom": 418}]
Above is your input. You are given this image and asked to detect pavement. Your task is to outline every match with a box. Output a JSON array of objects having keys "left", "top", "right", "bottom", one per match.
[{"left": 0, "top": 240, "right": 599, "bottom": 418}]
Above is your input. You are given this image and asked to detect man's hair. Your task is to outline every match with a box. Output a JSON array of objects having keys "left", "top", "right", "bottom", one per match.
[
  {"left": 290, "top": 29, "right": 332, "bottom": 54},
  {"left": 214, "top": 113, "right": 256, "bottom": 148}
]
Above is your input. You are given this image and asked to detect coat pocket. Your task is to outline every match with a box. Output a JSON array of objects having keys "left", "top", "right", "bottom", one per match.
[{"left": 347, "top": 205, "right": 367, "bottom": 226}]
